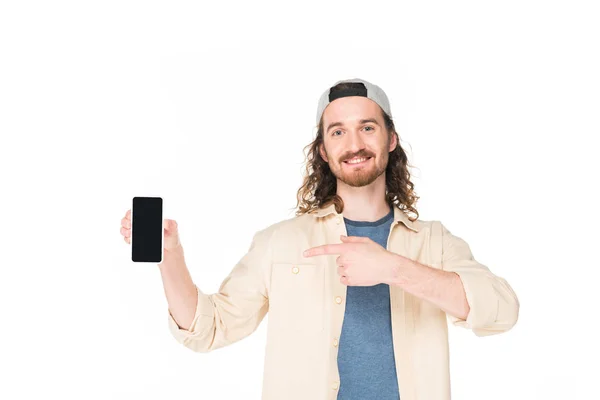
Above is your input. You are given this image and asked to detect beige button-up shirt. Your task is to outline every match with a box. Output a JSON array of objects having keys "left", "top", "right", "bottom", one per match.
[{"left": 167, "top": 202, "right": 520, "bottom": 400}]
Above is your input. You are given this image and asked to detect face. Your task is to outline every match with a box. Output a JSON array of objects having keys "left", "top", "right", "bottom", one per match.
[{"left": 319, "top": 96, "right": 397, "bottom": 188}]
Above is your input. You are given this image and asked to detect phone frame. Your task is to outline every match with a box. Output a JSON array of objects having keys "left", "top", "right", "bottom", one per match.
[{"left": 131, "top": 196, "right": 164, "bottom": 264}]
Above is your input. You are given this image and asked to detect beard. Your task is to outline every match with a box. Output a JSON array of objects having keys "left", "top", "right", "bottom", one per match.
[{"left": 330, "top": 153, "right": 388, "bottom": 188}]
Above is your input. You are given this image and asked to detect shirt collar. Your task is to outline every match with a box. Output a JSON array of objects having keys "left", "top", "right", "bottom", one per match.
[{"left": 310, "top": 201, "right": 420, "bottom": 232}]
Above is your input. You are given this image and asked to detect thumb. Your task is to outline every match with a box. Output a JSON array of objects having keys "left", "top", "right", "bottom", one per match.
[
  {"left": 340, "top": 235, "right": 365, "bottom": 242},
  {"left": 165, "top": 219, "right": 178, "bottom": 232}
]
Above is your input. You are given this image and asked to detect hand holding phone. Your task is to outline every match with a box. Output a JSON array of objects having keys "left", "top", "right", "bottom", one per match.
[{"left": 119, "top": 197, "right": 183, "bottom": 263}]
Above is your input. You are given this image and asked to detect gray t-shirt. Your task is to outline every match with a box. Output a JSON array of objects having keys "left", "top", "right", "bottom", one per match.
[{"left": 337, "top": 207, "right": 400, "bottom": 399}]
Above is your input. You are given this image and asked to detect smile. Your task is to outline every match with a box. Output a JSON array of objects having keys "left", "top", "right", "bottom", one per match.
[{"left": 343, "top": 157, "right": 372, "bottom": 166}]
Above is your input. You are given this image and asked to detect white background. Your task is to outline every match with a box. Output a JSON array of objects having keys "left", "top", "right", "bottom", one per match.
[{"left": 1, "top": 1, "right": 599, "bottom": 399}]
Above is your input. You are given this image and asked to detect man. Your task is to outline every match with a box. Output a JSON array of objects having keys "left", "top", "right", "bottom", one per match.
[{"left": 119, "top": 78, "right": 520, "bottom": 400}]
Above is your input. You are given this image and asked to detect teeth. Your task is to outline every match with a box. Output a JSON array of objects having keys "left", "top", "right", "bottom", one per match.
[{"left": 346, "top": 157, "right": 368, "bottom": 164}]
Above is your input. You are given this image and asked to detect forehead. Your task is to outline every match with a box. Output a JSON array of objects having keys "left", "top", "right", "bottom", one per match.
[{"left": 322, "top": 96, "right": 382, "bottom": 126}]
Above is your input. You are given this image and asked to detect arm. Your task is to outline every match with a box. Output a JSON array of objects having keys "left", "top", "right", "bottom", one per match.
[
  {"left": 439, "top": 221, "right": 519, "bottom": 336},
  {"left": 389, "top": 257, "right": 471, "bottom": 321},
  {"left": 158, "top": 244, "right": 199, "bottom": 331},
  {"left": 390, "top": 221, "right": 520, "bottom": 337},
  {"left": 164, "top": 227, "right": 273, "bottom": 352}
]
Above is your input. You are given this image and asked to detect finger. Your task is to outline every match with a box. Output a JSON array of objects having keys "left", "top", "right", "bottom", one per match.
[
  {"left": 337, "top": 265, "right": 346, "bottom": 276},
  {"left": 124, "top": 235, "right": 130, "bottom": 244},
  {"left": 120, "top": 227, "right": 130, "bottom": 238},
  {"left": 125, "top": 209, "right": 131, "bottom": 219},
  {"left": 304, "top": 243, "right": 345, "bottom": 257},
  {"left": 335, "top": 255, "right": 344, "bottom": 266},
  {"left": 340, "top": 235, "right": 366, "bottom": 243},
  {"left": 121, "top": 217, "right": 130, "bottom": 229},
  {"left": 165, "top": 219, "right": 177, "bottom": 231}
]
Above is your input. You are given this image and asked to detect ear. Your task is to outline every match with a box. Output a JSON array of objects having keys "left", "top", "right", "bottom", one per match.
[
  {"left": 319, "top": 143, "right": 328, "bottom": 162},
  {"left": 389, "top": 132, "right": 398, "bottom": 152}
]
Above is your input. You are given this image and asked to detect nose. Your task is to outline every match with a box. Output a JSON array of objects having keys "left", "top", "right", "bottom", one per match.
[{"left": 346, "top": 130, "right": 366, "bottom": 154}]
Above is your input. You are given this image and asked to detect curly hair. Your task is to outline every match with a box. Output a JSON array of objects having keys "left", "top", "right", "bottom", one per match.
[{"left": 292, "top": 81, "right": 420, "bottom": 222}]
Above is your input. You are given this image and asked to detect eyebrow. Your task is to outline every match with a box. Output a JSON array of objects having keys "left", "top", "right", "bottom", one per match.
[{"left": 326, "top": 118, "right": 381, "bottom": 132}]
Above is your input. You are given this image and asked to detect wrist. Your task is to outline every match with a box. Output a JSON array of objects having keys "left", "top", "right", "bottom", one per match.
[
  {"left": 159, "top": 245, "right": 184, "bottom": 266},
  {"left": 165, "top": 243, "right": 184, "bottom": 255},
  {"left": 386, "top": 253, "right": 409, "bottom": 287}
]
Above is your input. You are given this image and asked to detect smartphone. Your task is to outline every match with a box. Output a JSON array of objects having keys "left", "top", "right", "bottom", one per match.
[{"left": 131, "top": 196, "right": 163, "bottom": 263}]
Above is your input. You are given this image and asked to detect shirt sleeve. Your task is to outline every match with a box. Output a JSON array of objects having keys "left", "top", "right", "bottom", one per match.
[
  {"left": 439, "top": 221, "right": 520, "bottom": 337},
  {"left": 167, "top": 226, "right": 273, "bottom": 352}
]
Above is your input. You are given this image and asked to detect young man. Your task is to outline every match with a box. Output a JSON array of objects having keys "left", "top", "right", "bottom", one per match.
[{"left": 120, "top": 78, "right": 520, "bottom": 400}]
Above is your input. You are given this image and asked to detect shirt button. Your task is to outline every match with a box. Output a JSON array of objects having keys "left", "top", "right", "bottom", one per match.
[
  {"left": 335, "top": 296, "right": 342, "bottom": 304},
  {"left": 291, "top": 266, "right": 299, "bottom": 274},
  {"left": 333, "top": 338, "right": 338, "bottom": 347},
  {"left": 332, "top": 381, "right": 339, "bottom": 390}
]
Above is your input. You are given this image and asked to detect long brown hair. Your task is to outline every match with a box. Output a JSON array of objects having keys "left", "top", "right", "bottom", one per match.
[{"left": 292, "top": 82, "right": 420, "bottom": 221}]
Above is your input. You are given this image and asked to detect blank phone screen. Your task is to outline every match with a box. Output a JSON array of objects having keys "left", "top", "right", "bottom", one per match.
[{"left": 132, "top": 197, "right": 163, "bottom": 263}]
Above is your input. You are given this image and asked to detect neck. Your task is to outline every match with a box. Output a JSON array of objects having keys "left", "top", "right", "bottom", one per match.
[{"left": 335, "top": 175, "right": 391, "bottom": 222}]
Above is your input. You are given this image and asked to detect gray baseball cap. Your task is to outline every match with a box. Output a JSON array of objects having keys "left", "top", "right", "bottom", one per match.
[{"left": 315, "top": 78, "right": 392, "bottom": 125}]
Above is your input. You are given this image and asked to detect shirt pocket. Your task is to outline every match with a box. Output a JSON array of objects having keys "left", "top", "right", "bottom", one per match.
[{"left": 269, "top": 263, "right": 325, "bottom": 333}]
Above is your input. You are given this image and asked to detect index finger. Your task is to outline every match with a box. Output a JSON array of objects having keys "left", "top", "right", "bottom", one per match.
[{"left": 303, "top": 243, "right": 346, "bottom": 257}]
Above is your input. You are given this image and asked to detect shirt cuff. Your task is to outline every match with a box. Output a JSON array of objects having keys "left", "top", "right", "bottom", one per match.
[
  {"left": 447, "top": 268, "right": 498, "bottom": 331},
  {"left": 167, "top": 284, "right": 214, "bottom": 341}
]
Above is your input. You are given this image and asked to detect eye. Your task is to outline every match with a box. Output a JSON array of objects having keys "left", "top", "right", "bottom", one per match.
[
  {"left": 332, "top": 129, "right": 343, "bottom": 136},
  {"left": 363, "top": 126, "right": 374, "bottom": 131}
]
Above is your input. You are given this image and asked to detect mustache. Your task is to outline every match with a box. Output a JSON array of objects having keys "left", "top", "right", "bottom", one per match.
[{"left": 342, "top": 151, "right": 373, "bottom": 162}]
